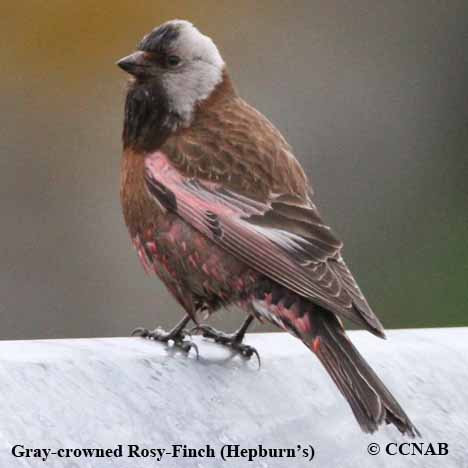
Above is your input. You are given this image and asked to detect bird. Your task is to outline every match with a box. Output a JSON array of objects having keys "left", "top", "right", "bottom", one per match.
[{"left": 117, "top": 19, "right": 419, "bottom": 436}]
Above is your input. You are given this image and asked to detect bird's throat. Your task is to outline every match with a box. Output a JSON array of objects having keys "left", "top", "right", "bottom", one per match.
[
  {"left": 122, "top": 72, "right": 237, "bottom": 154},
  {"left": 122, "top": 80, "right": 179, "bottom": 153}
]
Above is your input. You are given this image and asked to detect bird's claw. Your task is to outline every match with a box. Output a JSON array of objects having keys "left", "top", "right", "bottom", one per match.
[
  {"left": 179, "top": 340, "right": 199, "bottom": 357},
  {"left": 131, "top": 326, "right": 150, "bottom": 338},
  {"left": 190, "top": 325, "right": 222, "bottom": 341},
  {"left": 191, "top": 325, "right": 261, "bottom": 366},
  {"left": 231, "top": 342, "right": 261, "bottom": 367},
  {"left": 131, "top": 326, "right": 198, "bottom": 357}
]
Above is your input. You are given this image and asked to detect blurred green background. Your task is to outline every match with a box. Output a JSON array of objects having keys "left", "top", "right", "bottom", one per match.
[{"left": 0, "top": 1, "right": 466, "bottom": 340}]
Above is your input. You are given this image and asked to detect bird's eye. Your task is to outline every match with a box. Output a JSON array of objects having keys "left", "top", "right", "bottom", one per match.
[{"left": 166, "top": 55, "right": 181, "bottom": 67}]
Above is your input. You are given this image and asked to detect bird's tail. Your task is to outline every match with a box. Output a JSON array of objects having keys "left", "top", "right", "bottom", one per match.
[{"left": 307, "top": 309, "right": 420, "bottom": 437}]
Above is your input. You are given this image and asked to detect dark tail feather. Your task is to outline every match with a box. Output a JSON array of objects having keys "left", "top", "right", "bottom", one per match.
[{"left": 309, "top": 310, "right": 420, "bottom": 437}]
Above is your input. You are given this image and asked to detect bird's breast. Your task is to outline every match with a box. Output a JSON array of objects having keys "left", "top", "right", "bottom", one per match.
[
  {"left": 120, "top": 149, "right": 257, "bottom": 310},
  {"left": 120, "top": 149, "right": 166, "bottom": 238}
]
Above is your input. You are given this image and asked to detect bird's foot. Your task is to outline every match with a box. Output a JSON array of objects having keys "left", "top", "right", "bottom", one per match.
[
  {"left": 191, "top": 324, "right": 260, "bottom": 364},
  {"left": 132, "top": 324, "right": 198, "bottom": 357}
]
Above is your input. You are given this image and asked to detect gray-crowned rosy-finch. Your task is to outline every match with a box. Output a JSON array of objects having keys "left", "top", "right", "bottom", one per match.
[{"left": 117, "top": 20, "right": 418, "bottom": 436}]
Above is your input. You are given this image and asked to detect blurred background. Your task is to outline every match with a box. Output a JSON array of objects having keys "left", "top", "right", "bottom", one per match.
[{"left": 0, "top": 1, "right": 466, "bottom": 340}]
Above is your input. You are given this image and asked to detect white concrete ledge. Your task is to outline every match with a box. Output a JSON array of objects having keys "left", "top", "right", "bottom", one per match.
[{"left": 0, "top": 328, "right": 466, "bottom": 467}]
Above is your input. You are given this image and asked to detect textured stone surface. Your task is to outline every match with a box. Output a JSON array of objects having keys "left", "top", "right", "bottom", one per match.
[{"left": 0, "top": 328, "right": 466, "bottom": 467}]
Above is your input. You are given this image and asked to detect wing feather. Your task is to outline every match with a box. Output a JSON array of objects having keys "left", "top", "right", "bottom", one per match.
[{"left": 145, "top": 152, "right": 385, "bottom": 336}]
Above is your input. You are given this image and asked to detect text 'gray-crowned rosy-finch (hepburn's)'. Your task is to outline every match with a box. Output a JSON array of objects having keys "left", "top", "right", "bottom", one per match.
[{"left": 117, "top": 19, "right": 419, "bottom": 436}]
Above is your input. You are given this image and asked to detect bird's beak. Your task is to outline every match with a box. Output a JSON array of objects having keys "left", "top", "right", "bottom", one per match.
[{"left": 116, "top": 51, "right": 149, "bottom": 76}]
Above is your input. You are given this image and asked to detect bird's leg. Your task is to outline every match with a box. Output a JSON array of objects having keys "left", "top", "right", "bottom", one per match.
[
  {"left": 132, "top": 314, "right": 198, "bottom": 356},
  {"left": 192, "top": 315, "right": 259, "bottom": 361}
]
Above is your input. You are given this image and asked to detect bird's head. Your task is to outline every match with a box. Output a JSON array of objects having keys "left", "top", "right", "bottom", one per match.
[{"left": 117, "top": 20, "right": 225, "bottom": 127}]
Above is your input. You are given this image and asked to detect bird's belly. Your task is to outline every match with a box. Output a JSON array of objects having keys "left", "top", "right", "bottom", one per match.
[{"left": 132, "top": 213, "right": 257, "bottom": 311}]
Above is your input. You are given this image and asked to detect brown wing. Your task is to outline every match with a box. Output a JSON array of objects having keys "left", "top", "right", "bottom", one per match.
[
  {"left": 162, "top": 95, "right": 311, "bottom": 200},
  {"left": 145, "top": 152, "right": 385, "bottom": 337}
]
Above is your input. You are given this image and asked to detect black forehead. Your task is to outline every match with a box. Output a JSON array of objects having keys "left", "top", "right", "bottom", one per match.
[{"left": 138, "top": 23, "right": 181, "bottom": 53}]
